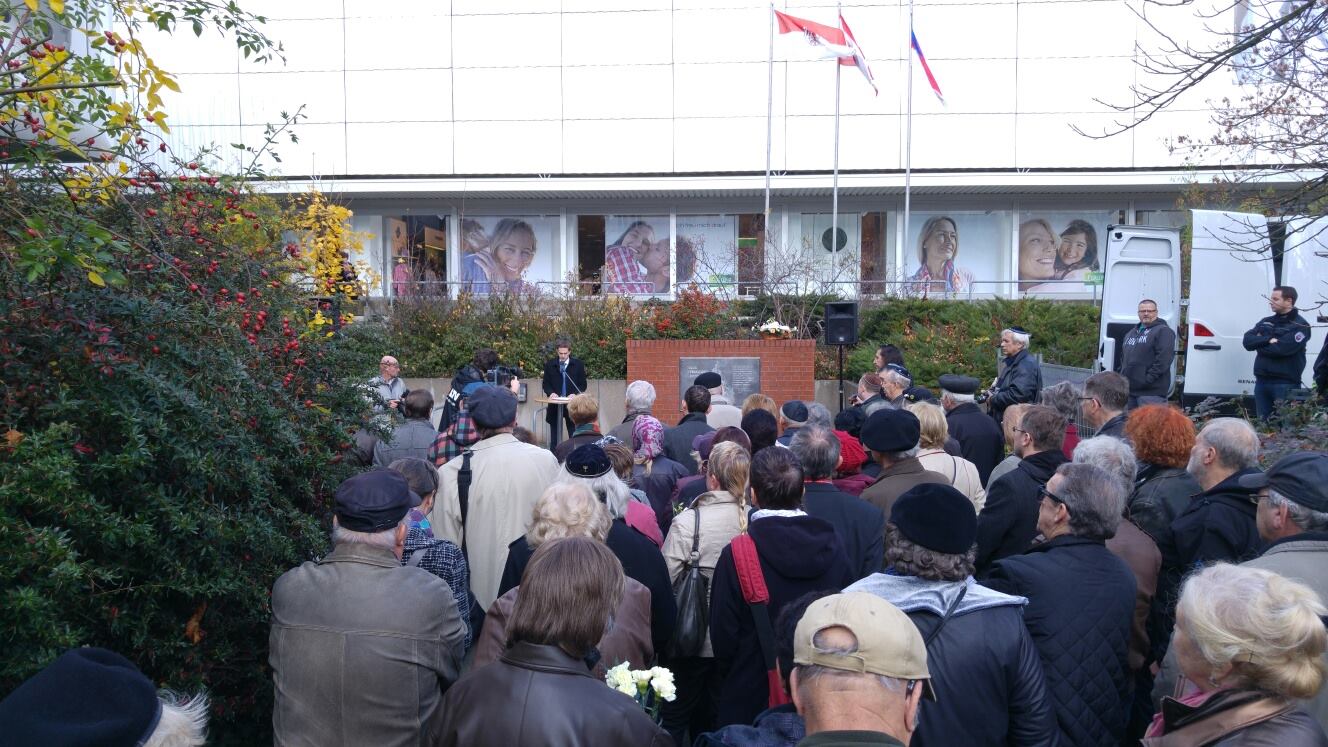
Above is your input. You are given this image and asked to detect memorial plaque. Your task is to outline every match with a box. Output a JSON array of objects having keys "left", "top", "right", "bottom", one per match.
[{"left": 679, "top": 357, "right": 761, "bottom": 405}]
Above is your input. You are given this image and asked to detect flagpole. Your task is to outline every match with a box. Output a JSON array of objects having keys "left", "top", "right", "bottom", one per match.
[
  {"left": 831, "top": 1, "right": 842, "bottom": 269},
  {"left": 902, "top": 0, "right": 915, "bottom": 292},
  {"left": 764, "top": 3, "right": 775, "bottom": 232}
]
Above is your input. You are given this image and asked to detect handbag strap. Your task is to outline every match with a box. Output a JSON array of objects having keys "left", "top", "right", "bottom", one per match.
[
  {"left": 688, "top": 500, "right": 702, "bottom": 563},
  {"left": 457, "top": 449, "right": 474, "bottom": 556},
  {"left": 923, "top": 584, "right": 968, "bottom": 647}
]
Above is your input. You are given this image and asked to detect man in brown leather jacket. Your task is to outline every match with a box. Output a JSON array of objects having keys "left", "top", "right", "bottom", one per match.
[{"left": 269, "top": 471, "right": 466, "bottom": 747}]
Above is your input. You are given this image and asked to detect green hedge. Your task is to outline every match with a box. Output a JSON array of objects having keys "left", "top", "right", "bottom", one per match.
[{"left": 846, "top": 298, "right": 1102, "bottom": 389}]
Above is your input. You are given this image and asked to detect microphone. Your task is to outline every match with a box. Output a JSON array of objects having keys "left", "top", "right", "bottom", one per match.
[{"left": 562, "top": 362, "right": 583, "bottom": 395}]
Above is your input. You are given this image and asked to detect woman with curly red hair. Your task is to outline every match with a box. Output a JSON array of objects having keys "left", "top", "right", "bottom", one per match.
[{"left": 1125, "top": 405, "right": 1203, "bottom": 542}]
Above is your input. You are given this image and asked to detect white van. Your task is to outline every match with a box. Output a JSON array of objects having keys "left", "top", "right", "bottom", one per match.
[{"left": 1096, "top": 210, "right": 1326, "bottom": 406}]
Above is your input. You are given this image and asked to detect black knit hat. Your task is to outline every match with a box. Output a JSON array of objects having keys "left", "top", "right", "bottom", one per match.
[
  {"left": 890, "top": 483, "right": 978, "bottom": 554},
  {"left": 860, "top": 408, "right": 921, "bottom": 453},
  {"left": 0, "top": 647, "right": 163, "bottom": 746},
  {"left": 694, "top": 372, "right": 722, "bottom": 389},
  {"left": 566, "top": 444, "right": 613, "bottom": 478}
]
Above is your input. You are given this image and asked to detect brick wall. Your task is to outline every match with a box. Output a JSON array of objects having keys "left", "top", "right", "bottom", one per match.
[{"left": 627, "top": 339, "right": 817, "bottom": 426}]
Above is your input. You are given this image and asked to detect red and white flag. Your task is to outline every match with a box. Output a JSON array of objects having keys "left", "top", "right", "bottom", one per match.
[
  {"left": 774, "top": 9, "right": 855, "bottom": 60},
  {"left": 838, "top": 13, "right": 878, "bottom": 95}
]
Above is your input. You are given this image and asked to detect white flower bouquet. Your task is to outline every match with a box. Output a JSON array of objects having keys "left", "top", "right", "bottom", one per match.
[
  {"left": 755, "top": 318, "right": 795, "bottom": 339},
  {"left": 605, "top": 662, "right": 676, "bottom": 721}
]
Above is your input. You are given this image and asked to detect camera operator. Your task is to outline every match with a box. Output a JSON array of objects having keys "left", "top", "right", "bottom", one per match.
[
  {"left": 440, "top": 348, "right": 500, "bottom": 432},
  {"left": 542, "top": 337, "right": 587, "bottom": 445}
]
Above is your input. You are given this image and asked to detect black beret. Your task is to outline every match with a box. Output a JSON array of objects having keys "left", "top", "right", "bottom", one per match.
[
  {"left": 938, "top": 374, "right": 981, "bottom": 395},
  {"left": 781, "top": 401, "right": 809, "bottom": 423},
  {"left": 468, "top": 384, "right": 518, "bottom": 429},
  {"left": 860, "top": 409, "right": 921, "bottom": 453},
  {"left": 694, "top": 372, "right": 722, "bottom": 389},
  {"left": 890, "top": 483, "right": 978, "bottom": 554},
  {"left": 0, "top": 647, "right": 162, "bottom": 746},
  {"left": 335, "top": 470, "right": 420, "bottom": 532},
  {"left": 566, "top": 443, "right": 612, "bottom": 478}
]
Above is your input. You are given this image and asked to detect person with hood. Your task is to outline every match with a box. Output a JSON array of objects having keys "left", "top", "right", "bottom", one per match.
[
  {"left": 708, "top": 447, "right": 854, "bottom": 728},
  {"left": 1119, "top": 299, "right": 1176, "bottom": 408},
  {"left": 976, "top": 405, "right": 1069, "bottom": 574},
  {"left": 439, "top": 348, "right": 498, "bottom": 431},
  {"left": 846, "top": 483, "right": 1058, "bottom": 747},
  {"left": 985, "top": 463, "right": 1138, "bottom": 747},
  {"left": 987, "top": 327, "right": 1043, "bottom": 426}
]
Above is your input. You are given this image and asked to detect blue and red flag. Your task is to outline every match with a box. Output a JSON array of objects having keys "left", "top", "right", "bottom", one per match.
[{"left": 910, "top": 31, "right": 945, "bottom": 104}]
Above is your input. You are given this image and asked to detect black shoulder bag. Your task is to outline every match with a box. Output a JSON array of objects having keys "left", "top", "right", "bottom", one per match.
[
  {"left": 456, "top": 450, "right": 486, "bottom": 633},
  {"left": 668, "top": 504, "right": 709, "bottom": 658}
]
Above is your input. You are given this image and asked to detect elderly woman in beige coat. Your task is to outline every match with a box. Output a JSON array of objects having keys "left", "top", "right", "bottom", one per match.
[
  {"left": 659, "top": 440, "right": 751, "bottom": 744},
  {"left": 908, "top": 401, "right": 986, "bottom": 512}
]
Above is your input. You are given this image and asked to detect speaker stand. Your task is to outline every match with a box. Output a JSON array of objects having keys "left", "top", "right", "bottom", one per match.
[{"left": 837, "top": 344, "right": 845, "bottom": 414}]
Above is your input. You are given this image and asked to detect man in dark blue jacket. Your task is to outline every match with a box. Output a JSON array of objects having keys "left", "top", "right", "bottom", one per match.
[
  {"left": 663, "top": 385, "right": 715, "bottom": 475},
  {"left": 940, "top": 374, "right": 1005, "bottom": 484},
  {"left": 789, "top": 425, "right": 886, "bottom": 578},
  {"left": 976, "top": 405, "right": 1069, "bottom": 574},
  {"left": 1242, "top": 285, "right": 1312, "bottom": 419},
  {"left": 985, "top": 463, "right": 1137, "bottom": 747},
  {"left": 847, "top": 483, "right": 1058, "bottom": 747},
  {"left": 988, "top": 326, "right": 1043, "bottom": 426},
  {"left": 709, "top": 448, "right": 854, "bottom": 729},
  {"left": 1119, "top": 299, "right": 1176, "bottom": 407}
]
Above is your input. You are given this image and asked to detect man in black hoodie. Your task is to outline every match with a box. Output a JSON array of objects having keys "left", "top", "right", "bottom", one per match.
[
  {"left": 1118, "top": 299, "right": 1175, "bottom": 408},
  {"left": 708, "top": 448, "right": 854, "bottom": 729},
  {"left": 976, "top": 405, "right": 1069, "bottom": 574},
  {"left": 1242, "top": 285, "right": 1312, "bottom": 419}
]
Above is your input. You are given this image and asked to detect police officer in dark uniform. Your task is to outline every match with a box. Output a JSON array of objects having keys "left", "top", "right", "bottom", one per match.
[{"left": 1242, "top": 285, "right": 1312, "bottom": 419}]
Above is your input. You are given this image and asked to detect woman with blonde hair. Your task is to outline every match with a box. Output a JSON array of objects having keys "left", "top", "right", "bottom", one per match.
[
  {"left": 660, "top": 440, "right": 751, "bottom": 744},
  {"left": 907, "top": 401, "right": 986, "bottom": 512},
  {"left": 478, "top": 483, "right": 655, "bottom": 678},
  {"left": 1146, "top": 563, "right": 1328, "bottom": 744},
  {"left": 741, "top": 393, "right": 779, "bottom": 420}
]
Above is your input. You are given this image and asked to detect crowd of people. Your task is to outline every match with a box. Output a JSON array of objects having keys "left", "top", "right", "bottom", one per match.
[{"left": 7, "top": 315, "right": 1328, "bottom": 747}]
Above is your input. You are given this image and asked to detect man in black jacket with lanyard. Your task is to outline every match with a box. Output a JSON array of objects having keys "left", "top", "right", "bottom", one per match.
[
  {"left": 987, "top": 326, "right": 1042, "bottom": 426},
  {"left": 542, "top": 337, "right": 587, "bottom": 445},
  {"left": 1242, "top": 285, "right": 1311, "bottom": 419}
]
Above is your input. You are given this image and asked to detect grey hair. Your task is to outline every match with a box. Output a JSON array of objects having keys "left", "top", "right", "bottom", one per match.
[
  {"left": 941, "top": 389, "right": 975, "bottom": 404},
  {"left": 1002, "top": 328, "right": 1031, "bottom": 348},
  {"left": 1268, "top": 489, "right": 1328, "bottom": 532},
  {"left": 625, "top": 380, "right": 657, "bottom": 411},
  {"left": 1072, "top": 436, "right": 1137, "bottom": 497},
  {"left": 1053, "top": 462, "right": 1125, "bottom": 540},
  {"left": 882, "top": 367, "right": 912, "bottom": 390},
  {"left": 1039, "top": 381, "right": 1082, "bottom": 422},
  {"left": 790, "top": 425, "right": 841, "bottom": 480},
  {"left": 880, "top": 446, "right": 921, "bottom": 462},
  {"left": 143, "top": 691, "right": 209, "bottom": 747},
  {"left": 552, "top": 467, "right": 632, "bottom": 520},
  {"left": 805, "top": 402, "right": 833, "bottom": 429},
  {"left": 331, "top": 520, "right": 403, "bottom": 550},
  {"left": 1198, "top": 418, "right": 1260, "bottom": 471}
]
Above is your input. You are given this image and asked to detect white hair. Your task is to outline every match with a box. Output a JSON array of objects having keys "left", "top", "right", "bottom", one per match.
[
  {"left": 1002, "top": 328, "right": 1031, "bottom": 348},
  {"left": 625, "top": 380, "right": 657, "bottom": 411},
  {"left": 552, "top": 467, "right": 632, "bottom": 520},
  {"left": 1268, "top": 489, "right": 1328, "bottom": 532},
  {"left": 331, "top": 521, "right": 403, "bottom": 550},
  {"left": 882, "top": 368, "right": 912, "bottom": 390},
  {"left": 1072, "top": 436, "right": 1137, "bottom": 496},
  {"left": 142, "top": 691, "right": 209, "bottom": 747},
  {"left": 941, "top": 390, "right": 975, "bottom": 404}
]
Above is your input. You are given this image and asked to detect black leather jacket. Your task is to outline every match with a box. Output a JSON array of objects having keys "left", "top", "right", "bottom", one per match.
[
  {"left": 989, "top": 350, "right": 1042, "bottom": 423},
  {"left": 438, "top": 642, "right": 672, "bottom": 747}
]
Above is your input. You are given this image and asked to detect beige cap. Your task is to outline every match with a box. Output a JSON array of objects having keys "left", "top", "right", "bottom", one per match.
[{"left": 793, "top": 592, "right": 935, "bottom": 700}]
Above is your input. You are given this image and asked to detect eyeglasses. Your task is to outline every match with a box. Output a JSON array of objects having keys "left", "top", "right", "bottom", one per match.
[
  {"left": 1011, "top": 427, "right": 1028, "bottom": 435},
  {"left": 1039, "top": 485, "right": 1067, "bottom": 507}
]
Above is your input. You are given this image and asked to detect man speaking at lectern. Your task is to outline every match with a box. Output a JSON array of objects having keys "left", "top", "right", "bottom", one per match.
[{"left": 542, "top": 337, "right": 587, "bottom": 443}]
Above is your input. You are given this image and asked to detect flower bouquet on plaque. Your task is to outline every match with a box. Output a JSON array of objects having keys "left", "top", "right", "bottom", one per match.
[
  {"left": 756, "top": 319, "right": 795, "bottom": 340},
  {"left": 605, "top": 662, "right": 676, "bottom": 722}
]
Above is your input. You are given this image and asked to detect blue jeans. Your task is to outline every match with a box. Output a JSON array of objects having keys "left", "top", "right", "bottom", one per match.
[{"left": 1254, "top": 379, "right": 1294, "bottom": 419}]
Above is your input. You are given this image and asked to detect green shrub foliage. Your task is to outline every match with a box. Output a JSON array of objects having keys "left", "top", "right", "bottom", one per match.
[{"left": 0, "top": 184, "right": 383, "bottom": 742}]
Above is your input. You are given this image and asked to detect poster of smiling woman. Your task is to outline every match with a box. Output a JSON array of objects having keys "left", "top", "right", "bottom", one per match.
[
  {"left": 903, "top": 212, "right": 1007, "bottom": 297},
  {"left": 1018, "top": 211, "right": 1116, "bottom": 295},
  {"left": 603, "top": 216, "right": 670, "bottom": 295},
  {"left": 459, "top": 215, "right": 560, "bottom": 295}
]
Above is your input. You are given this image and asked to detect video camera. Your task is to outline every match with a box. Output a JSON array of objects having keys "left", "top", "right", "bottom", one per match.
[{"left": 484, "top": 364, "right": 524, "bottom": 390}]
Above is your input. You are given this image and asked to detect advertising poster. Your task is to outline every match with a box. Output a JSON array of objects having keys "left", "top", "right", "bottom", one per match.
[
  {"left": 458, "top": 215, "right": 560, "bottom": 295},
  {"left": 1018, "top": 211, "right": 1116, "bottom": 295},
  {"left": 603, "top": 216, "right": 670, "bottom": 295},
  {"left": 902, "top": 212, "right": 1007, "bottom": 297},
  {"left": 676, "top": 215, "right": 737, "bottom": 289}
]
